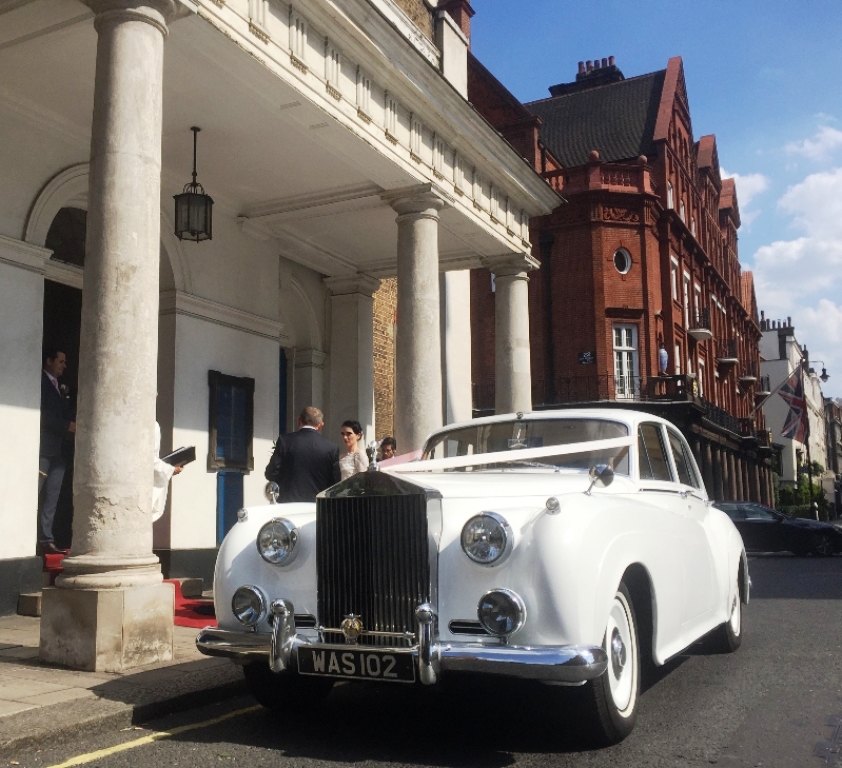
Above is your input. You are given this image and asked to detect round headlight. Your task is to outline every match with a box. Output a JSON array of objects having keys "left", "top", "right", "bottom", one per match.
[
  {"left": 232, "top": 585, "right": 267, "bottom": 626},
  {"left": 477, "top": 588, "right": 526, "bottom": 637},
  {"left": 461, "top": 512, "right": 511, "bottom": 565},
  {"left": 256, "top": 518, "right": 299, "bottom": 566}
]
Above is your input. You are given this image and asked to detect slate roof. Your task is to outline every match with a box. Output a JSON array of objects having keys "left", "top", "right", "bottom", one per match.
[{"left": 526, "top": 70, "right": 666, "bottom": 167}]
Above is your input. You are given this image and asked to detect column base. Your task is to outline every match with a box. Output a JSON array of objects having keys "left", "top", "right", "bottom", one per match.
[{"left": 39, "top": 583, "right": 174, "bottom": 671}]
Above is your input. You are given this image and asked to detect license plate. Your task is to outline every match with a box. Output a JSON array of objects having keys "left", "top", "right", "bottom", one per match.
[{"left": 298, "top": 646, "right": 416, "bottom": 683}]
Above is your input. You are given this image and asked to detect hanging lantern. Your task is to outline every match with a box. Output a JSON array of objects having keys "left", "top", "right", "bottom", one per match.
[{"left": 174, "top": 126, "right": 213, "bottom": 242}]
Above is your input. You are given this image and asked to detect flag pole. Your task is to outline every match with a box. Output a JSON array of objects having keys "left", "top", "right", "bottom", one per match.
[{"left": 805, "top": 414, "right": 816, "bottom": 518}]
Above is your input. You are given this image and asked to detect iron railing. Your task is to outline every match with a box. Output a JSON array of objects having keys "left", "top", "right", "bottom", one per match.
[
  {"left": 739, "top": 360, "right": 758, "bottom": 379},
  {"left": 700, "top": 397, "right": 741, "bottom": 434},
  {"left": 756, "top": 374, "right": 772, "bottom": 393},
  {"left": 716, "top": 338, "right": 739, "bottom": 361},
  {"left": 689, "top": 307, "right": 712, "bottom": 332}
]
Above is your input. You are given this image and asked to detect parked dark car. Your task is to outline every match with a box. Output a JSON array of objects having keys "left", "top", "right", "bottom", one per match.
[{"left": 713, "top": 501, "right": 842, "bottom": 556}]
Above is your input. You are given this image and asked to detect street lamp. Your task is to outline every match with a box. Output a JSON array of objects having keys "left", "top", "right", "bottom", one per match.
[
  {"left": 174, "top": 127, "right": 213, "bottom": 242},
  {"left": 811, "top": 360, "right": 830, "bottom": 383}
]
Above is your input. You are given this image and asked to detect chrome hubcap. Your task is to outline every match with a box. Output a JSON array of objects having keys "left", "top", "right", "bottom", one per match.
[{"left": 611, "top": 627, "right": 626, "bottom": 677}]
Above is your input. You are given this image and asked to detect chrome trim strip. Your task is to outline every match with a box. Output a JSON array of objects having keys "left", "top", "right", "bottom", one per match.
[{"left": 196, "top": 627, "right": 607, "bottom": 683}]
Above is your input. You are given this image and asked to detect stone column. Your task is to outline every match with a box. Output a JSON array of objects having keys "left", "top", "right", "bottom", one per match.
[
  {"left": 734, "top": 456, "right": 744, "bottom": 500},
  {"left": 324, "top": 275, "right": 379, "bottom": 441},
  {"left": 720, "top": 447, "right": 730, "bottom": 500},
  {"left": 711, "top": 446, "right": 722, "bottom": 500},
  {"left": 482, "top": 253, "right": 539, "bottom": 414},
  {"left": 727, "top": 452, "right": 738, "bottom": 500},
  {"left": 440, "top": 270, "right": 473, "bottom": 425},
  {"left": 383, "top": 185, "right": 446, "bottom": 453},
  {"left": 40, "top": 0, "right": 177, "bottom": 671},
  {"left": 703, "top": 440, "right": 715, "bottom": 497},
  {"left": 750, "top": 460, "right": 761, "bottom": 503}
]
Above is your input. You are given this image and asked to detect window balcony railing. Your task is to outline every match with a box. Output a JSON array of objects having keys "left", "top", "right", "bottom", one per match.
[
  {"left": 739, "top": 417, "right": 757, "bottom": 438},
  {"left": 756, "top": 429, "right": 773, "bottom": 447},
  {"left": 688, "top": 307, "right": 713, "bottom": 341},
  {"left": 739, "top": 360, "right": 758, "bottom": 383},
  {"left": 715, "top": 338, "right": 739, "bottom": 365},
  {"left": 755, "top": 374, "right": 772, "bottom": 397}
]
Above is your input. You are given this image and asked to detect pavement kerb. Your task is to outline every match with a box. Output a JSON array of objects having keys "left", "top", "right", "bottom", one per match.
[{"left": 0, "top": 663, "right": 247, "bottom": 755}]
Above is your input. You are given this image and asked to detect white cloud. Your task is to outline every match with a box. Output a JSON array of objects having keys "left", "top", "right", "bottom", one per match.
[
  {"left": 777, "top": 167, "right": 842, "bottom": 240},
  {"left": 784, "top": 125, "right": 842, "bottom": 162},
  {"left": 752, "top": 167, "right": 842, "bottom": 397}
]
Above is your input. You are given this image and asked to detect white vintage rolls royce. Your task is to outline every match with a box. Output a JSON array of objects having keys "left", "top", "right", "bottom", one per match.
[{"left": 196, "top": 409, "right": 748, "bottom": 745}]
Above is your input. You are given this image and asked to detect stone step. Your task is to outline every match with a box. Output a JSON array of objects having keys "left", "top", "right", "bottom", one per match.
[{"left": 17, "top": 591, "right": 42, "bottom": 617}]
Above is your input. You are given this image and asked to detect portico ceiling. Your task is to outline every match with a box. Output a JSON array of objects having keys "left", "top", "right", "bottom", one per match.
[{"left": 1, "top": 0, "right": 557, "bottom": 278}]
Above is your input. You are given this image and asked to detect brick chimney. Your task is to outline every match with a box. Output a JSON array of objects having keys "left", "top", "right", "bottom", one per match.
[
  {"left": 438, "top": 0, "right": 474, "bottom": 45},
  {"left": 548, "top": 55, "right": 624, "bottom": 97}
]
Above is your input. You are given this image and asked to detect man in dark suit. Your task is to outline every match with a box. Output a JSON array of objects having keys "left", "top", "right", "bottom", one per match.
[
  {"left": 38, "top": 347, "right": 76, "bottom": 554},
  {"left": 265, "top": 406, "right": 340, "bottom": 502}
]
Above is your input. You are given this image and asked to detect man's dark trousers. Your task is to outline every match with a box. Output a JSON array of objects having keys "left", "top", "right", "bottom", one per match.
[{"left": 38, "top": 371, "right": 72, "bottom": 546}]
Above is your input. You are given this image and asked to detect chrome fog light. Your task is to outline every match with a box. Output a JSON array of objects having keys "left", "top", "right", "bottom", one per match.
[
  {"left": 232, "top": 585, "right": 267, "bottom": 626},
  {"left": 477, "top": 588, "right": 526, "bottom": 637},
  {"left": 256, "top": 518, "right": 299, "bottom": 566},
  {"left": 461, "top": 512, "right": 511, "bottom": 566}
]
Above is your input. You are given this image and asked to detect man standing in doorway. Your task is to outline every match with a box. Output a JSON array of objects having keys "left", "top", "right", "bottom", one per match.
[
  {"left": 265, "top": 406, "right": 340, "bottom": 503},
  {"left": 38, "top": 347, "right": 75, "bottom": 555}
]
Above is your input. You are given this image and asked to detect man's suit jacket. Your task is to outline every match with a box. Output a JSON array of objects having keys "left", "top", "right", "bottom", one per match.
[
  {"left": 265, "top": 428, "right": 341, "bottom": 503},
  {"left": 40, "top": 371, "right": 72, "bottom": 458}
]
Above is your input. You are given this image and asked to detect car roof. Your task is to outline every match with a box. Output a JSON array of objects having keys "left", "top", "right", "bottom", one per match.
[{"left": 425, "top": 408, "right": 670, "bottom": 443}]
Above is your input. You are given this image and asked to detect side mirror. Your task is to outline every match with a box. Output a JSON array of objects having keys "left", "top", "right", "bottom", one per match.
[
  {"left": 265, "top": 481, "right": 280, "bottom": 504},
  {"left": 585, "top": 464, "right": 614, "bottom": 496}
]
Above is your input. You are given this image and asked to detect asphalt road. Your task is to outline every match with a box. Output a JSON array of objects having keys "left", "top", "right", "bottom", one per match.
[{"left": 9, "top": 555, "right": 842, "bottom": 768}]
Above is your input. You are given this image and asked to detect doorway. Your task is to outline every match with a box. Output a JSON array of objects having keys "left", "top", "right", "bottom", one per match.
[{"left": 41, "top": 207, "right": 86, "bottom": 549}]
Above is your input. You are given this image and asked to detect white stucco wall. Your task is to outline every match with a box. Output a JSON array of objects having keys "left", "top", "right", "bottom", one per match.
[
  {"left": 0, "top": 242, "right": 49, "bottom": 560},
  {"left": 165, "top": 312, "right": 279, "bottom": 551}
]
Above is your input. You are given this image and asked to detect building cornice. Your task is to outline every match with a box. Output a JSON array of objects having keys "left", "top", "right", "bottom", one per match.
[{"left": 159, "top": 290, "right": 282, "bottom": 340}]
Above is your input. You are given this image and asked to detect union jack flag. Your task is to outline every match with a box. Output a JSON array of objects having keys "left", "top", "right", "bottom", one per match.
[{"left": 779, "top": 367, "right": 808, "bottom": 442}]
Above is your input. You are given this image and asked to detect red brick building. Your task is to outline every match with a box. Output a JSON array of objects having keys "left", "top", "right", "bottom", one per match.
[{"left": 469, "top": 55, "right": 775, "bottom": 503}]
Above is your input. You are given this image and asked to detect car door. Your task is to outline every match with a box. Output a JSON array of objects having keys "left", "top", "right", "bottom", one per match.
[
  {"left": 636, "top": 422, "right": 704, "bottom": 640},
  {"left": 742, "top": 503, "right": 785, "bottom": 552},
  {"left": 664, "top": 427, "right": 716, "bottom": 627}
]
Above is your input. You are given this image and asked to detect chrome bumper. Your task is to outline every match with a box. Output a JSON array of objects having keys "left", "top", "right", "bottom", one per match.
[{"left": 196, "top": 624, "right": 608, "bottom": 685}]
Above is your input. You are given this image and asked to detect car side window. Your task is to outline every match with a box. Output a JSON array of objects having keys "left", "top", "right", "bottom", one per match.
[
  {"left": 719, "top": 506, "right": 745, "bottom": 521},
  {"left": 638, "top": 424, "right": 672, "bottom": 481},
  {"left": 744, "top": 506, "right": 776, "bottom": 521},
  {"left": 667, "top": 429, "right": 699, "bottom": 488}
]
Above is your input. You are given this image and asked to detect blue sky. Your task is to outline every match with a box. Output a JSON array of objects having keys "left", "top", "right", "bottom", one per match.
[{"left": 472, "top": 0, "right": 842, "bottom": 397}]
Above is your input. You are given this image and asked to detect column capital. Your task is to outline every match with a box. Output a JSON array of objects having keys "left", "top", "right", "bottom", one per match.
[
  {"left": 382, "top": 183, "right": 448, "bottom": 218},
  {"left": 294, "top": 349, "right": 328, "bottom": 369},
  {"left": 324, "top": 273, "right": 381, "bottom": 298},
  {"left": 84, "top": 0, "right": 179, "bottom": 35},
  {"left": 482, "top": 252, "right": 540, "bottom": 276}
]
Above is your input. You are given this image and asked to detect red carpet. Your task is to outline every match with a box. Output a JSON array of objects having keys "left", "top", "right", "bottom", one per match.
[
  {"left": 40, "top": 555, "right": 215, "bottom": 628},
  {"left": 168, "top": 579, "right": 217, "bottom": 628}
]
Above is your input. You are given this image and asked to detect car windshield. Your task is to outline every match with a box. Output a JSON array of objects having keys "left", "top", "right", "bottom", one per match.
[{"left": 421, "top": 418, "right": 630, "bottom": 474}]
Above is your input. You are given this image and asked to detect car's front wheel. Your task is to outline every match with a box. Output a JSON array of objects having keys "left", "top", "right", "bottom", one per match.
[
  {"left": 243, "top": 662, "right": 334, "bottom": 711},
  {"left": 578, "top": 582, "right": 640, "bottom": 746},
  {"left": 811, "top": 532, "right": 834, "bottom": 557}
]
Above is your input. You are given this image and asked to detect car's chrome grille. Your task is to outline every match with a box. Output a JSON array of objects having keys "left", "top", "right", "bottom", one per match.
[{"left": 316, "top": 492, "right": 429, "bottom": 646}]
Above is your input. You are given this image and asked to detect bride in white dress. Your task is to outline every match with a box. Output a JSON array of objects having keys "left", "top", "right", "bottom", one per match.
[{"left": 339, "top": 419, "right": 369, "bottom": 480}]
